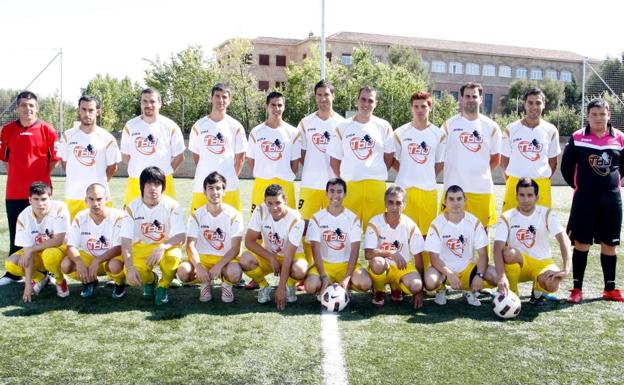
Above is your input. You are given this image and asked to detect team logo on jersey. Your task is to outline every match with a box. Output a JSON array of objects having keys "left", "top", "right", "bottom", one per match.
[
  {"left": 261, "top": 139, "right": 284, "bottom": 161},
  {"left": 446, "top": 235, "right": 465, "bottom": 257},
  {"left": 407, "top": 141, "right": 430, "bottom": 164},
  {"left": 34, "top": 229, "right": 53, "bottom": 244},
  {"left": 380, "top": 240, "right": 402, "bottom": 252},
  {"left": 87, "top": 236, "right": 111, "bottom": 253},
  {"left": 141, "top": 220, "right": 165, "bottom": 242},
  {"left": 516, "top": 225, "right": 536, "bottom": 248},
  {"left": 311, "top": 131, "right": 332, "bottom": 153},
  {"left": 73, "top": 144, "right": 97, "bottom": 166},
  {"left": 459, "top": 131, "right": 482, "bottom": 152},
  {"left": 349, "top": 135, "right": 375, "bottom": 160},
  {"left": 134, "top": 135, "right": 158, "bottom": 155},
  {"left": 517, "top": 139, "right": 542, "bottom": 161},
  {"left": 204, "top": 133, "right": 226, "bottom": 154},
  {"left": 323, "top": 228, "right": 346, "bottom": 251},
  {"left": 203, "top": 227, "right": 226, "bottom": 250},
  {"left": 268, "top": 231, "right": 284, "bottom": 253},
  {"left": 588, "top": 152, "right": 612, "bottom": 176}
]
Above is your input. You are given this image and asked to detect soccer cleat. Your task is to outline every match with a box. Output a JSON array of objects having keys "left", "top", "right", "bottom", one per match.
[
  {"left": 143, "top": 274, "right": 158, "bottom": 298},
  {"left": 105, "top": 280, "right": 115, "bottom": 287},
  {"left": 434, "top": 290, "right": 447, "bottom": 306},
  {"left": 567, "top": 288, "right": 583, "bottom": 304},
  {"left": 391, "top": 288, "right": 404, "bottom": 303},
  {"left": 235, "top": 278, "right": 246, "bottom": 288},
  {"left": 463, "top": 291, "right": 481, "bottom": 307},
  {"left": 529, "top": 291, "right": 546, "bottom": 306},
  {"left": 155, "top": 287, "right": 169, "bottom": 305},
  {"left": 286, "top": 285, "right": 297, "bottom": 303},
  {"left": 80, "top": 281, "right": 98, "bottom": 298},
  {"left": 31, "top": 275, "right": 51, "bottom": 296},
  {"left": 199, "top": 282, "right": 212, "bottom": 302},
  {"left": 56, "top": 280, "right": 70, "bottom": 298},
  {"left": 0, "top": 273, "right": 22, "bottom": 286},
  {"left": 169, "top": 278, "right": 183, "bottom": 288},
  {"left": 221, "top": 283, "right": 234, "bottom": 303},
  {"left": 112, "top": 284, "right": 126, "bottom": 299},
  {"left": 602, "top": 289, "right": 624, "bottom": 302},
  {"left": 245, "top": 280, "right": 260, "bottom": 290},
  {"left": 372, "top": 291, "right": 386, "bottom": 307},
  {"left": 296, "top": 280, "right": 306, "bottom": 292},
  {"left": 257, "top": 285, "right": 272, "bottom": 304}
]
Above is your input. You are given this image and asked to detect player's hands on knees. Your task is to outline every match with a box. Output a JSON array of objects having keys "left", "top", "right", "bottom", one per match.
[
  {"left": 448, "top": 273, "right": 461, "bottom": 290},
  {"left": 208, "top": 265, "right": 222, "bottom": 281},
  {"left": 147, "top": 245, "right": 166, "bottom": 267},
  {"left": 269, "top": 255, "right": 281, "bottom": 276},
  {"left": 497, "top": 275, "right": 510, "bottom": 295},
  {"left": 18, "top": 251, "right": 31, "bottom": 269},
  {"left": 393, "top": 253, "right": 407, "bottom": 270},
  {"left": 471, "top": 276, "right": 483, "bottom": 292},
  {"left": 275, "top": 287, "right": 287, "bottom": 310},
  {"left": 413, "top": 291, "right": 424, "bottom": 309},
  {"left": 76, "top": 260, "right": 90, "bottom": 283},
  {"left": 196, "top": 265, "right": 210, "bottom": 283},
  {"left": 87, "top": 259, "right": 100, "bottom": 281},
  {"left": 126, "top": 265, "right": 141, "bottom": 287}
]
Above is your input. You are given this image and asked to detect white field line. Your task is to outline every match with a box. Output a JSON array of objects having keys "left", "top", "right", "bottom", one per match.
[{"left": 320, "top": 310, "right": 349, "bottom": 385}]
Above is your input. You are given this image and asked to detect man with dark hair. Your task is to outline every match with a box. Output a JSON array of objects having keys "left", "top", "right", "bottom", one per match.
[
  {"left": 0, "top": 91, "right": 60, "bottom": 286},
  {"left": 120, "top": 166, "right": 185, "bottom": 305},
  {"left": 500, "top": 88, "right": 560, "bottom": 213},
  {"left": 561, "top": 98, "right": 624, "bottom": 303}
]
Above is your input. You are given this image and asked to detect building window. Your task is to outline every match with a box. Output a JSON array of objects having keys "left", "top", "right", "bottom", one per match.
[
  {"left": 302, "top": 53, "right": 307, "bottom": 60},
  {"left": 276, "top": 55, "right": 287, "bottom": 67},
  {"left": 466, "top": 63, "right": 479, "bottom": 75},
  {"left": 482, "top": 64, "right": 496, "bottom": 76},
  {"left": 498, "top": 65, "right": 511, "bottom": 78},
  {"left": 275, "top": 81, "right": 286, "bottom": 89},
  {"left": 450, "top": 91, "right": 459, "bottom": 101},
  {"left": 545, "top": 69, "right": 558, "bottom": 80},
  {"left": 560, "top": 71, "right": 572, "bottom": 82},
  {"left": 341, "top": 54, "right": 352, "bottom": 66},
  {"left": 431, "top": 60, "right": 446, "bottom": 73},
  {"left": 432, "top": 90, "right": 442, "bottom": 99},
  {"left": 258, "top": 81, "right": 270, "bottom": 91},
  {"left": 516, "top": 67, "right": 528, "bottom": 79},
  {"left": 530, "top": 68, "right": 543, "bottom": 80},
  {"left": 422, "top": 61, "right": 430, "bottom": 72},
  {"left": 259, "top": 54, "right": 270, "bottom": 66},
  {"left": 449, "top": 62, "right": 463, "bottom": 74},
  {"left": 484, "top": 93, "right": 493, "bottom": 114},
  {"left": 326, "top": 52, "right": 332, "bottom": 62}
]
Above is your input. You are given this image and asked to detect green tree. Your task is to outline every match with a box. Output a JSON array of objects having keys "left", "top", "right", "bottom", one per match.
[
  {"left": 38, "top": 92, "right": 77, "bottom": 130},
  {"left": 0, "top": 88, "right": 21, "bottom": 126},
  {"left": 500, "top": 79, "right": 565, "bottom": 115},
  {"left": 82, "top": 74, "right": 142, "bottom": 131},
  {"left": 544, "top": 105, "right": 581, "bottom": 136},
  {"left": 387, "top": 45, "right": 428, "bottom": 81},
  {"left": 431, "top": 91, "right": 459, "bottom": 127}
]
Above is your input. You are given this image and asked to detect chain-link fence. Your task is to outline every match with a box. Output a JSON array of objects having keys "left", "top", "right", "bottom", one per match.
[{"left": 582, "top": 58, "right": 624, "bottom": 127}]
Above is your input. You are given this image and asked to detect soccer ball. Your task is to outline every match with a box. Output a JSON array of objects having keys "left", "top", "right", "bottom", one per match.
[
  {"left": 321, "top": 284, "right": 349, "bottom": 312},
  {"left": 492, "top": 290, "right": 522, "bottom": 319}
]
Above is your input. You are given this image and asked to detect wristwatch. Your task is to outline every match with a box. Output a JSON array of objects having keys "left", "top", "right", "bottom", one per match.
[{"left": 476, "top": 272, "right": 485, "bottom": 279}]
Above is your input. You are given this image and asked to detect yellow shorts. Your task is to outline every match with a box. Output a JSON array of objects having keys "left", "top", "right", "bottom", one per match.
[
  {"left": 298, "top": 187, "right": 329, "bottom": 220},
  {"left": 253, "top": 251, "right": 307, "bottom": 277},
  {"left": 404, "top": 187, "right": 438, "bottom": 235},
  {"left": 387, "top": 262, "right": 419, "bottom": 287},
  {"left": 124, "top": 174, "right": 176, "bottom": 206},
  {"left": 308, "top": 261, "right": 364, "bottom": 283},
  {"left": 65, "top": 199, "right": 113, "bottom": 221},
  {"left": 67, "top": 250, "right": 123, "bottom": 281},
  {"left": 449, "top": 262, "right": 492, "bottom": 291},
  {"left": 343, "top": 179, "right": 386, "bottom": 230},
  {"left": 441, "top": 192, "right": 496, "bottom": 227},
  {"left": 190, "top": 190, "right": 242, "bottom": 213},
  {"left": 507, "top": 253, "right": 559, "bottom": 293},
  {"left": 124, "top": 242, "right": 181, "bottom": 287},
  {"left": 5, "top": 249, "right": 46, "bottom": 279},
  {"left": 502, "top": 176, "right": 552, "bottom": 213},
  {"left": 251, "top": 178, "right": 296, "bottom": 214}
]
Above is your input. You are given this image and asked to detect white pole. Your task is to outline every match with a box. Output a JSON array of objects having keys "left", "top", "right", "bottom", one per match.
[
  {"left": 59, "top": 48, "right": 64, "bottom": 131},
  {"left": 320, "top": 0, "right": 326, "bottom": 80},
  {"left": 581, "top": 57, "right": 586, "bottom": 127}
]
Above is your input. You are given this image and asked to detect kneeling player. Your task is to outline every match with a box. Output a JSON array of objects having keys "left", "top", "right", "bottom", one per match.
[
  {"left": 365, "top": 186, "right": 425, "bottom": 309},
  {"left": 494, "top": 178, "right": 570, "bottom": 305},
  {"left": 424, "top": 185, "right": 497, "bottom": 306},
  {"left": 239, "top": 184, "right": 307, "bottom": 310},
  {"left": 177, "top": 172, "right": 244, "bottom": 302},
  {"left": 4, "top": 182, "right": 70, "bottom": 302},
  {"left": 61, "top": 183, "right": 126, "bottom": 298},
  {"left": 304, "top": 178, "right": 371, "bottom": 298},
  {"left": 121, "top": 167, "right": 185, "bottom": 305}
]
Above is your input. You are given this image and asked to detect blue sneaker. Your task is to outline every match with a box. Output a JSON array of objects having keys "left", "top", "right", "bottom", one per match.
[
  {"left": 80, "top": 281, "right": 98, "bottom": 298},
  {"left": 112, "top": 283, "right": 126, "bottom": 299}
]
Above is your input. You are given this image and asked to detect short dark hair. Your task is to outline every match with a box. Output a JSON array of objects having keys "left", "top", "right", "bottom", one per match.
[
  {"left": 515, "top": 177, "right": 539, "bottom": 196},
  {"left": 523, "top": 88, "right": 546, "bottom": 103},
  {"left": 266, "top": 91, "right": 284, "bottom": 105},
  {"left": 264, "top": 184, "right": 285, "bottom": 199},
  {"left": 326, "top": 178, "right": 347, "bottom": 193},
  {"left": 203, "top": 171, "right": 227, "bottom": 191},
  {"left": 444, "top": 185, "right": 465, "bottom": 200},
  {"left": 410, "top": 91, "right": 433, "bottom": 108},
  {"left": 460, "top": 82, "right": 483, "bottom": 97},
  {"left": 211, "top": 83, "right": 231, "bottom": 97},
  {"left": 139, "top": 166, "right": 166, "bottom": 197},
  {"left": 78, "top": 95, "right": 100, "bottom": 108},
  {"left": 385, "top": 185, "right": 406, "bottom": 203},
  {"left": 587, "top": 98, "right": 610, "bottom": 114},
  {"left": 17, "top": 91, "right": 38, "bottom": 105},
  {"left": 357, "top": 86, "right": 377, "bottom": 99},
  {"left": 141, "top": 87, "right": 161, "bottom": 102},
  {"left": 29, "top": 181, "right": 52, "bottom": 197},
  {"left": 314, "top": 80, "right": 335, "bottom": 94}
]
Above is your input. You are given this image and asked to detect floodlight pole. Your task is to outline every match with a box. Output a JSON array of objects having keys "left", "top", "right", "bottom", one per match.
[
  {"left": 59, "top": 48, "right": 64, "bottom": 131},
  {"left": 581, "top": 57, "right": 586, "bottom": 126},
  {"left": 320, "top": 0, "right": 326, "bottom": 80}
]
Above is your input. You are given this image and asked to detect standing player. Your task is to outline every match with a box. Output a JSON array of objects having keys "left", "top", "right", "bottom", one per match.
[
  {"left": 0, "top": 91, "right": 60, "bottom": 285},
  {"left": 120, "top": 167, "right": 185, "bottom": 305},
  {"left": 57, "top": 96, "right": 121, "bottom": 219},
  {"left": 500, "top": 88, "right": 560, "bottom": 212},
  {"left": 239, "top": 184, "right": 307, "bottom": 310},
  {"left": 177, "top": 172, "right": 244, "bottom": 302},
  {"left": 188, "top": 83, "right": 247, "bottom": 212},
  {"left": 4, "top": 182, "right": 70, "bottom": 302},
  {"left": 120, "top": 87, "right": 185, "bottom": 205},
  {"left": 304, "top": 178, "right": 371, "bottom": 297},
  {"left": 561, "top": 98, "right": 624, "bottom": 303},
  {"left": 441, "top": 83, "right": 501, "bottom": 228},
  {"left": 424, "top": 185, "right": 498, "bottom": 306},
  {"left": 328, "top": 86, "right": 394, "bottom": 229},
  {"left": 246, "top": 91, "right": 300, "bottom": 213},
  {"left": 61, "top": 183, "right": 126, "bottom": 298},
  {"left": 493, "top": 178, "right": 570, "bottom": 305},
  {"left": 365, "top": 186, "right": 426, "bottom": 309}
]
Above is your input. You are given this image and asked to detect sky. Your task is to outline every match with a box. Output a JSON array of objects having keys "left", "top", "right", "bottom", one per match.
[{"left": 1, "top": 0, "right": 622, "bottom": 104}]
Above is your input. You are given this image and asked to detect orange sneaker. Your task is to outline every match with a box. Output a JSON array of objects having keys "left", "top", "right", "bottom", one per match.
[
  {"left": 567, "top": 288, "right": 583, "bottom": 304},
  {"left": 602, "top": 289, "right": 624, "bottom": 302}
]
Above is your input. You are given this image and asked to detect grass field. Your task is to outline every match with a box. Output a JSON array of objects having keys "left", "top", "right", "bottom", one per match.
[{"left": 0, "top": 176, "right": 622, "bottom": 385}]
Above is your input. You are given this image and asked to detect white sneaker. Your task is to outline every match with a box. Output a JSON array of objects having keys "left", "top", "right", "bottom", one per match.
[
  {"left": 199, "top": 282, "right": 212, "bottom": 302},
  {"left": 258, "top": 285, "right": 272, "bottom": 304},
  {"left": 464, "top": 291, "right": 481, "bottom": 307},
  {"left": 169, "top": 278, "right": 183, "bottom": 288},
  {"left": 434, "top": 290, "right": 447, "bottom": 305},
  {"left": 32, "top": 275, "right": 51, "bottom": 295},
  {"left": 0, "top": 274, "right": 21, "bottom": 286},
  {"left": 286, "top": 285, "right": 297, "bottom": 303},
  {"left": 221, "top": 283, "right": 234, "bottom": 303},
  {"left": 56, "top": 280, "right": 70, "bottom": 298}
]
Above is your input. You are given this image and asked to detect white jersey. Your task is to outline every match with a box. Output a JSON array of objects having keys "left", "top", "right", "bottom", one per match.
[
  {"left": 495, "top": 205, "right": 564, "bottom": 261},
  {"left": 187, "top": 204, "right": 244, "bottom": 256},
  {"left": 327, "top": 116, "right": 394, "bottom": 182},
  {"left": 67, "top": 208, "right": 124, "bottom": 258},
  {"left": 306, "top": 208, "right": 361, "bottom": 263},
  {"left": 501, "top": 119, "right": 561, "bottom": 179},
  {"left": 189, "top": 115, "right": 247, "bottom": 193},
  {"left": 248, "top": 204, "right": 304, "bottom": 255},
  {"left": 425, "top": 212, "right": 489, "bottom": 273},
  {"left": 364, "top": 213, "right": 424, "bottom": 266},
  {"left": 57, "top": 126, "right": 121, "bottom": 200},
  {"left": 299, "top": 111, "right": 345, "bottom": 190},
  {"left": 15, "top": 201, "right": 70, "bottom": 248},
  {"left": 120, "top": 195, "right": 185, "bottom": 245},
  {"left": 393, "top": 123, "right": 445, "bottom": 191},
  {"left": 246, "top": 122, "right": 301, "bottom": 181},
  {"left": 442, "top": 114, "right": 501, "bottom": 193},
  {"left": 120, "top": 115, "right": 185, "bottom": 178}
]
